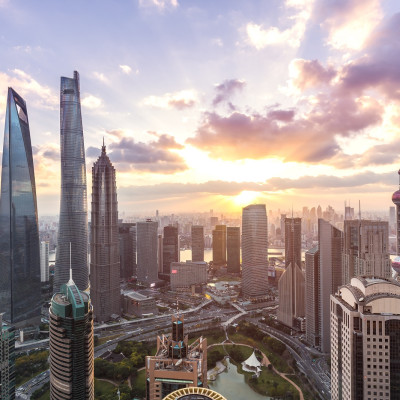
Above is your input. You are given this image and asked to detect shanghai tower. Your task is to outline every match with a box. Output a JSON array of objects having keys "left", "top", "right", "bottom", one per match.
[
  {"left": 54, "top": 71, "right": 88, "bottom": 292},
  {"left": 0, "top": 88, "right": 41, "bottom": 327},
  {"left": 90, "top": 143, "right": 120, "bottom": 322}
]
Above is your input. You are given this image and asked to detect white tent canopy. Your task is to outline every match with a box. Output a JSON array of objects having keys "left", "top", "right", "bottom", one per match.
[{"left": 243, "top": 351, "right": 262, "bottom": 368}]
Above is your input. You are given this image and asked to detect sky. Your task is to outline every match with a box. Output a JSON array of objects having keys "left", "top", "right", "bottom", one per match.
[{"left": 0, "top": 0, "right": 400, "bottom": 216}]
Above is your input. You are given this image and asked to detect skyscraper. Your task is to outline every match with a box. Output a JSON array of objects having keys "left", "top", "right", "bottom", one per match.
[
  {"left": 40, "top": 241, "right": 50, "bottom": 282},
  {"left": 49, "top": 276, "right": 94, "bottom": 399},
  {"left": 0, "top": 313, "right": 15, "bottom": 400},
  {"left": 342, "top": 220, "right": 391, "bottom": 284},
  {"left": 136, "top": 219, "right": 158, "bottom": 285},
  {"left": 242, "top": 204, "right": 268, "bottom": 299},
  {"left": 118, "top": 222, "right": 136, "bottom": 280},
  {"left": 163, "top": 225, "right": 179, "bottom": 274},
  {"left": 55, "top": 71, "right": 88, "bottom": 293},
  {"left": 227, "top": 227, "right": 240, "bottom": 273},
  {"left": 392, "top": 172, "right": 400, "bottom": 256},
  {"left": 191, "top": 225, "right": 204, "bottom": 262},
  {"left": 331, "top": 277, "right": 400, "bottom": 400},
  {"left": 284, "top": 217, "right": 301, "bottom": 268},
  {"left": 0, "top": 88, "right": 41, "bottom": 327},
  {"left": 212, "top": 225, "right": 226, "bottom": 266},
  {"left": 90, "top": 144, "right": 120, "bottom": 322}
]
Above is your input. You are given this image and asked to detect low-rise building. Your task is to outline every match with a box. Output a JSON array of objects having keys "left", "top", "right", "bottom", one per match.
[
  {"left": 170, "top": 261, "right": 207, "bottom": 291},
  {"left": 122, "top": 290, "right": 158, "bottom": 317}
]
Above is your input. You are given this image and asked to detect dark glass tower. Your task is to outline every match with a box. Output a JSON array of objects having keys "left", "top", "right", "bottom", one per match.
[
  {"left": 162, "top": 225, "right": 179, "bottom": 274},
  {"left": 0, "top": 88, "right": 41, "bottom": 327},
  {"left": 55, "top": 71, "right": 88, "bottom": 292},
  {"left": 90, "top": 144, "right": 120, "bottom": 322}
]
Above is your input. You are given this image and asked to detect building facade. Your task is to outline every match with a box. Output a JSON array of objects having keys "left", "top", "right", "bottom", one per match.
[
  {"left": 40, "top": 241, "right": 50, "bottom": 282},
  {"left": 118, "top": 222, "right": 136, "bottom": 280},
  {"left": 90, "top": 144, "right": 120, "bottom": 322},
  {"left": 55, "top": 71, "right": 88, "bottom": 292},
  {"left": 170, "top": 261, "right": 208, "bottom": 290},
  {"left": 0, "top": 88, "right": 41, "bottom": 327},
  {"left": 122, "top": 290, "right": 158, "bottom": 317},
  {"left": 212, "top": 225, "right": 226, "bottom": 266},
  {"left": 331, "top": 277, "right": 400, "bottom": 400},
  {"left": 226, "top": 227, "right": 240, "bottom": 274},
  {"left": 191, "top": 225, "right": 204, "bottom": 262},
  {"left": 49, "top": 277, "right": 94, "bottom": 399},
  {"left": 0, "top": 313, "right": 15, "bottom": 400},
  {"left": 242, "top": 204, "right": 269, "bottom": 298},
  {"left": 392, "top": 171, "right": 400, "bottom": 255},
  {"left": 163, "top": 225, "right": 179, "bottom": 274},
  {"left": 284, "top": 217, "right": 302, "bottom": 269}
]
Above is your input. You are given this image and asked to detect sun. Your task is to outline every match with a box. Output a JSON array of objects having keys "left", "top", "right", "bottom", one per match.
[{"left": 232, "top": 190, "right": 260, "bottom": 207}]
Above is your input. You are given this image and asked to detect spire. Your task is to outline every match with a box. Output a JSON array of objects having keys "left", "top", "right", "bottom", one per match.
[
  {"left": 68, "top": 242, "right": 74, "bottom": 285},
  {"left": 102, "top": 137, "right": 106, "bottom": 154}
]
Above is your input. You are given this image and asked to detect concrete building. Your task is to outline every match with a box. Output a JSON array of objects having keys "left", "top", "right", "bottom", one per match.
[
  {"left": 0, "top": 314, "right": 15, "bottom": 400},
  {"left": 145, "top": 315, "right": 207, "bottom": 400},
  {"left": 343, "top": 220, "right": 391, "bottom": 284},
  {"left": 242, "top": 204, "right": 269, "bottom": 299},
  {"left": 158, "top": 234, "right": 163, "bottom": 273},
  {"left": 163, "top": 225, "right": 179, "bottom": 274},
  {"left": 284, "top": 217, "right": 302, "bottom": 269},
  {"left": 137, "top": 219, "right": 159, "bottom": 285},
  {"left": 122, "top": 290, "right": 158, "bottom": 317},
  {"left": 90, "top": 143, "right": 120, "bottom": 322},
  {"left": 331, "top": 277, "right": 400, "bottom": 400},
  {"left": 227, "top": 227, "right": 240, "bottom": 274},
  {"left": 49, "top": 276, "right": 94, "bottom": 399},
  {"left": 212, "top": 225, "right": 226, "bottom": 266},
  {"left": 118, "top": 222, "right": 136, "bottom": 280},
  {"left": 277, "top": 263, "right": 305, "bottom": 330},
  {"left": 170, "top": 261, "right": 207, "bottom": 291},
  {"left": 40, "top": 241, "right": 50, "bottom": 282},
  {"left": 319, "top": 219, "right": 343, "bottom": 353},
  {"left": 191, "top": 225, "right": 204, "bottom": 262},
  {"left": 305, "top": 246, "right": 320, "bottom": 347}
]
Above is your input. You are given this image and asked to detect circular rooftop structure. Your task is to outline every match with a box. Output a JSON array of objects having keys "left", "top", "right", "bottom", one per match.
[
  {"left": 392, "top": 190, "right": 400, "bottom": 205},
  {"left": 163, "top": 387, "right": 227, "bottom": 400}
]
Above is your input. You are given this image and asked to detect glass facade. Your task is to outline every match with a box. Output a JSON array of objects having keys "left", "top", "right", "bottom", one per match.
[
  {"left": 55, "top": 71, "right": 88, "bottom": 292},
  {"left": 0, "top": 88, "right": 41, "bottom": 326}
]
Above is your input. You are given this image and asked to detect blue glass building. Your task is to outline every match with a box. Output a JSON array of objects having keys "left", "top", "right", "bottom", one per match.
[
  {"left": 0, "top": 88, "right": 41, "bottom": 327},
  {"left": 54, "top": 71, "right": 89, "bottom": 292}
]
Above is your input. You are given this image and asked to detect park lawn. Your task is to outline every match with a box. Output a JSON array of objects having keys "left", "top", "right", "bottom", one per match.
[{"left": 132, "top": 368, "right": 146, "bottom": 390}]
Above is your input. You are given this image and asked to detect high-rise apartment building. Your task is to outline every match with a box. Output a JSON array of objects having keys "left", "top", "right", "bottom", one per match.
[
  {"left": 0, "top": 88, "right": 41, "bottom": 327},
  {"left": 212, "top": 225, "right": 226, "bottom": 266},
  {"left": 227, "top": 227, "right": 240, "bottom": 273},
  {"left": 0, "top": 313, "right": 15, "bottom": 400},
  {"left": 145, "top": 315, "right": 207, "bottom": 400},
  {"left": 343, "top": 220, "right": 391, "bottom": 284},
  {"left": 40, "top": 241, "right": 50, "bottom": 282},
  {"left": 49, "top": 276, "right": 94, "bottom": 399},
  {"left": 318, "top": 219, "right": 343, "bottom": 353},
  {"left": 242, "top": 204, "right": 269, "bottom": 299},
  {"left": 163, "top": 225, "right": 179, "bottom": 274},
  {"left": 305, "top": 246, "right": 319, "bottom": 347},
  {"left": 331, "top": 277, "right": 400, "bottom": 400},
  {"left": 90, "top": 144, "right": 120, "bottom": 322},
  {"left": 136, "top": 220, "right": 158, "bottom": 285},
  {"left": 191, "top": 225, "right": 204, "bottom": 262},
  {"left": 55, "top": 71, "right": 88, "bottom": 292},
  {"left": 118, "top": 222, "right": 136, "bottom": 280},
  {"left": 284, "top": 217, "right": 302, "bottom": 268}
]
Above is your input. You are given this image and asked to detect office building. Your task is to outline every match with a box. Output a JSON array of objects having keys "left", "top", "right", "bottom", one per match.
[
  {"left": 389, "top": 206, "right": 396, "bottom": 230},
  {"left": 392, "top": 173, "right": 400, "bottom": 255},
  {"left": 118, "top": 222, "right": 136, "bottom": 280},
  {"left": 191, "top": 225, "right": 204, "bottom": 262},
  {"left": 0, "top": 88, "right": 41, "bottom": 327},
  {"left": 227, "top": 227, "right": 240, "bottom": 273},
  {"left": 318, "top": 219, "right": 343, "bottom": 353},
  {"left": 55, "top": 71, "right": 88, "bottom": 292},
  {"left": 331, "top": 277, "right": 400, "bottom": 400},
  {"left": 305, "top": 246, "right": 320, "bottom": 347},
  {"left": 40, "top": 241, "right": 50, "bottom": 282},
  {"left": 146, "top": 315, "right": 207, "bottom": 400},
  {"left": 49, "top": 275, "right": 94, "bottom": 399},
  {"left": 136, "top": 220, "right": 158, "bottom": 285},
  {"left": 158, "top": 234, "right": 163, "bottom": 273},
  {"left": 242, "top": 204, "right": 269, "bottom": 299},
  {"left": 163, "top": 225, "right": 179, "bottom": 274},
  {"left": 170, "top": 261, "right": 208, "bottom": 290},
  {"left": 122, "top": 290, "right": 158, "bottom": 317},
  {"left": 277, "top": 262, "right": 305, "bottom": 330},
  {"left": 90, "top": 144, "right": 120, "bottom": 322},
  {"left": 212, "top": 225, "right": 226, "bottom": 266},
  {"left": 0, "top": 314, "right": 15, "bottom": 400},
  {"left": 343, "top": 220, "right": 391, "bottom": 284},
  {"left": 284, "top": 217, "right": 301, "bottom": 268}
]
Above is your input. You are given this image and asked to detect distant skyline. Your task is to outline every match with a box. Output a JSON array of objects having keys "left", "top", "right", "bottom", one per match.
[{"left": 0, "top": 0, "right": 400, "bottom": 215}]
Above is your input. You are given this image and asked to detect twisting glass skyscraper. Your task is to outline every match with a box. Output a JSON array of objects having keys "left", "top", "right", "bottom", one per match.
[
  {"left": 0, "top": 88, "right": 41, "bottom": 327},
  {"left": 90, "top": 143, "right": 120, "bottom": 322},
  {"left": 55, "top": 71, "right": 88, "bottom": 292}
]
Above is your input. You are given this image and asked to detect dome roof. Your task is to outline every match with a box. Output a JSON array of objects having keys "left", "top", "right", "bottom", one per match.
[{"left": 392, "top": 190, "right": 400, "bottom": 205}]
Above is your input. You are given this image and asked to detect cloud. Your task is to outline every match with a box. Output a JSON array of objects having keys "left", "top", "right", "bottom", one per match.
[
  {"left": 147, "top": 132, "right": 184, "bottom": 149},
  {"left": 246, "top": 0, "right": 314, "bottom": 49},
  {"left": 81, "top": 94, "right": 103, "bottom": 109},
  {"left": 317, "top": 0, "right": 383, "bottom": 51},
  {"left": 92, "top": 71, "right": 109, "bottom": 84},
  {"left": 142, "top": 90, "right": 197, "bottom": 110},
  {"left": 119, "top": 65, "right": 132, "bottom": 74},
  {"left": 212, "top": 79, "right": 246, "bottom": 107},
  {"left": 138, "top": 0, "right": 178, "bottom": 10}
]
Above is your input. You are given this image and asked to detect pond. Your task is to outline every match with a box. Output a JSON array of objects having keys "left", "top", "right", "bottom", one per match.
[{"left": 209, "top": 359, "right": 272, "bottom": 400}]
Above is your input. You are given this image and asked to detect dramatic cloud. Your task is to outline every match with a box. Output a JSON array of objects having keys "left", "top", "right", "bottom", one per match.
[
  {"left": 142, "top": 90, "right": 197, "bottom": 110},
  {"left": 147, "top": 132, "right": 184, "bottom": 149},
  {"left": 246, "top": 0, "right": 314, "bottom": 49},
  {"left": 81, "top": 95, "right": 103, "bottom": 109},
  {"left": 212, "top": 79, "right": 246, "bottom": 107}
]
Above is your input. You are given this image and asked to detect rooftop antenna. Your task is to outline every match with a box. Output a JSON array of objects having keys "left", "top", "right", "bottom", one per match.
[
  {"left": 359, "top": 200, "right": 361, "bottom": 220},
  {"left": 68, "top": 242, "right": 73, "bottom": 284}
]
